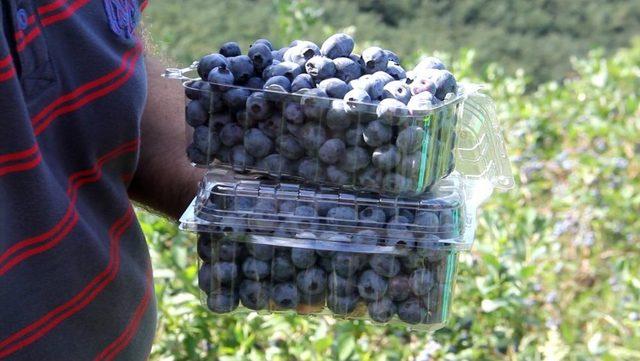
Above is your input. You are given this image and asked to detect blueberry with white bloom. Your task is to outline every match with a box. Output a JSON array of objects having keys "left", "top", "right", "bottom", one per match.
[
  {"left": 345, "top": 125, "right": 366, "bottom": 146},
  {"left": 242, "top": 257, "right": 270, "bottom": 281},
  {"left": 410, "top": 74, "right": 437, "bottom": 96},
  {"left": 382, "top": 80, "right": 411, "bottom": 104},
  {"left": 207, "top": 66, "right": 234, "bottom": 90},
  {"left": 300, "top": 88, "right": 330, "bottom": 120},
  {"left": 284, "top": 43, "right": 320, "bottom": 67},
  {"left": 291, "top": 247, "right": 317, "bottom": 269},
  {"left": 333, "top": 57, "right": 362, "bottom": 82},
  {"left": 369, "top": 254, "right": 401, "bottom": 278},
  {"left": 343, "top": 88, "right": 371, "bottom": 114},
  {"left": 262, "top": 61, "right": 302, "bottom": 80},
  {"left": 244, "top": 128, "right": 273, "bottom": 158},
  {"left": 372, "top": 145, "right": 401, "bottom": 171},
  {"left": 305, "top": 56, "right": 336, "bottom": 81},
  {"left": 297, "top": 158, "right": 321, "bottom": 181},
  {"left": 229, "top": 145, "right": 255, "bottom": 171},
  {"left": 414, "top": 56, "right": 446, "bottom": 73},
  {"left": 239, "top": 280, "right": 269, "bottom": 310},
  {"left": 248, "top": 43, "right": 273, "bottom": 72},
  {"left": 358, "top": 206, "right": 387, "bottom": 227},
  {"left": 246, "top": 92, "right": 272, "bottom": 120},
  {"left": 222, "top": 87, "right": 251, "bottom": 110},
  {"left": 331, "top": 252, "right": 364, "bottom": 277},
  {"left": 291, "top": 73, "right": 314, "bottom": 92},
  {"left": 418, "top": 69, "right": 457, "bottom": 100},
  {"left": 318, "top": 138, "right": 346, "bottom": 165},
  {"left": 326, "top": 165, "right": 350, "bottom": 184},
  {"left": 276, "top": 134, "right": 304, "bottom": 160},
  {"left": 370, "top": 71, "right": 395, "bottom": 85},
  {"left": 211, "top": 262, "right": 239, "bottom": 285},
  {"left": 361, "top": 47, "right": 388, "bottom": 74},
  {"left": 263, "top": 75, "right": 291, "bottom": 92},
  {"left": 273, "top": 47, "right": 289, "bottom": 62},
  {"left": 207, "top": 291, "right": 239, "bottom": 313},
  {"left": 384, "top": 50, "right": 400, "bottom": 65},
  {"left": 358, "top": 270, "right": 388, "bottom": 301},
  {"left": 396, "top": 126, "right": 426, "bottom": 154},
  {"left": 407, "top": 90, "right": 442, "bottom": 111},
  {"left": 376, "top": 98, "right": 409, "bottom": 125},
  {"left": 410, "top": 268, "right": 435, "bottom": 296},
  {"left": 256, "top": 154, "right": 293, "bottom": 175},
  {"left": 368, "top": 298, "right": 396, "bottom": 323},
  {"left": 363, "top": 120, "right": 392, "bottom": 147},
  {"left": 296, "top": 267, "right": 326, "bottom": 295},
  {"left": 317, "top": 78, "right": 352, "bottom": 99},
  {"left": 300, "top": 123, "right": 328, "bottom": 155},
  {"left": 246, "top": 76, "right": 265, "bottom": 90},
  {"left": 271, "top": 283, "right": 299, "bottom": 309},
  {"left": 321, "top": 33, "right": 355, "bottom": 59},
  {"left": 325, "top": 100, "right": 352, "bottom": 131},
  {"left": 251, "top": 38, "right": 273, "bottom": 51},
  {"left": 193, "top": 126, "right": 220, "bottom": 156},
  {"left": 338, "top": 146, "right": 370, "bottom": 172}
]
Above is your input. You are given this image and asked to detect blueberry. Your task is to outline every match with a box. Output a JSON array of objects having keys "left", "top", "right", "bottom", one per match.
[
  {"left": 284, "top": 43, "right": 320, "bottom": 67},
  {"left": 186, "top": 100, "right": 208, "bottom": 127},
  {"left": 257, "top": 114, "right": 283, "bottom": 139},
  {"left": 349, "top": 53, "right": 366, "bottom": 71},
  {"left": 291, "top": 247, "right": 317, "bottom": 269},
  {"left": 198, "top": 53, "right": 229, "bottom": 80},
  {"left": 239, "top": 280, "right": 269, "bottom": 310},
  {"left": 264, "top": 75, "right": 292, "bottom": 93},
  {"left": 371, "top": 71, "right": 395, "bottom": 86},
  {"left": 304, "top": 56, "right": 336, "bottom": 81},
  {"left": 248, "top": 43, "right": 273, "bottom": 71},
  {"left": 300, "top": 123, "right": 328, "bottom": 155},
  {"left": 233, "top": 196, "right": 255, "bottom": 212},
  {"left": 396, "top": 126, "right": 426, "bottom": 154},
  {"left": 396, "top": 298, "right": 426, "bottom": 324},
  {"left": 256, "top": 154, "right": 293, "bottom": 176},
  {"left": 384, "top": 50, "right": 400, "bottom": 65},
  {"left": 369, "top": 254, "right": 401, "bottom": 278},
  {"left": 218, "top": 122, "right": 244, "bottom": 147},
  {"left": 371, "top": 145, "right": 400, "bottom": 172},
  {"left": 320, "top": 33, "right": 355, "bottom": 59},
  {"left": 398, "top": 151, "right": 423, "bottom": 179},
  {"left": 351, "top": 77, "right": 385, "bottom": 101},
  {"left": 299, "top": 88, "right": 330, "bottom": 120},
  {"left": 223, "top": 88, "right": 251, "bottom": 110},
  {"left": 193, "top": 126, "right": 220, "bottom": 156},
  {"left": 382, "top": 80, "right": 411, "bottom": 104},
  {"left": 398, "top": 209, "right": 415, "bottom": 223},
  {"left": 184, "top": 80, "right": 210, "bottom": 100},
  {"left": 439, "top": 222, "right": 457, "bottom": 239},
  {"left": 317, "top": 254, "right": 334, "bottom": 272},
  {"left": 317, "top": 78, "right": 352, "bottom": 99},
  {"left": 227, "top": 55, "right": 254, "bottom": 83},
  {"left": 210, "top": 113, "right": 232, "bottom": 132},
  {"left": 207, "top": 290, "right": 239, "bottom": 313},
  {"left": 251, "top": 38, "right": 273, "bottom": 50},
  {"left": 271, "top": 283, "right": 299, "bottom": 309},
  {"left": 361, "top": 47, "right": 388, "bottom": 74},
  {"left": 353, "top": 229, "right": 379, "bottom": 246},
  {"left": 327, "top": 272, "right": 358, "bottom": 296},
  {"left": 363, "top": 120, "right": 392, "bottom": 147},
  {"left": 331, "top": 252, "right": 364, "bottom": 277},
  {"left": 385, "top": 229, "right": 416, "bottom": 248},
  {"left": 358, "top": 270, "right": 388, "bottom": 301},
  {"left": 325, "top": 100, "right": 352, "bottom": 131},
  {"left": 211, "top": 262, "right": 239, "bottom": 285},
  {"left": 242, "top": 257, "right": 270, "bottom": 281},
  {"left": 263, "top": 61, "right": 302, "bottom": 81},
  {"left": 316, "top": 138, "right": 346, "bottom": 165},
  {"left": 418, "top": 69, "right": 457, "bottom": 101},
  {"left": 297, "top": 158, "right": 321, "bottom": 181},
  {"left": 271, "top": 256, "right": 295, "bottom": 282},
  {"left": 228, "top": 145, "right": 254, "bottom": 171},
  {"left": 278, "top": 200, "right": 297, "bottom": 214},
  {"left": 283, "top": 102, "right": 304, "bottom": 124},
  {"left": 388, "top": 275, "right": 411, "bottom": 302},
  {"left": 376, "top": 98, "right": 409, "bottom": 125},
  {"left": 288, "top": 75, "right": 312, "bottom": 94},
  {"left": 296, "top": 267, "right": 326, "bottom": 295},
  {"left": 368, "top": 298, "right": 396, "bottom": 323},
  {"left": 357, "top": 166, "right": 383, "bottom": 190},
  {"left": 343, "top": 88, "right": 371, "bottom": 114},
  {"left": 338, "top": 146, "right": 371, "bottom": 172},
  {"left": 327, "top": 293, "right": 359, "bottom": 315},
  {"left": 213, "top": 240, "right": 244, "bottom": 262},
  {"left": 320, "top": 232, "right": 351, "bottom": 245},
  {"left": 247, "top": 199, "right": 279, "bottom": 231},
  {"left": 407, "top": 91, "right": 442, "bottom": 111},
  {"left": 244, "top": 128, "right": 273, "bottom": 158},
  {"left": 288, "top": 205, "right": 318, "bottom": 231},
  {"left": 273, "top": 47, "right": 289, "bottom": 62},
  {"left": 198, "top": 263, "right": 221, "bottom": 294},
  {"left": 385, "top": 63, "right": 406, "bottom": 80},
  {"left": 414, "top": 211, "right": 439, "bottom": 230},
  {"left": 410, "top": 74, "right": 437, "bottom": 96},
  {"left": 331, "top": 58, "right": 360, "bottom": 84},
  {"left": 207, "top": 66, "right": 235, "bottom": 90},
  {"left": 344, "top": 125, "right": 366, "bottom": 147},
  {"left": 400, "top": 253, "right": 424, "bottom": 272},
  {"left": 276, "top": 134, "right": 304, "bottom": 160},
  {"left": 357, "top": 205, "right": 386, "bottom": 228},
  {"left": 197, "top": 234, "right": 214, "bottom": 262},
  {"left": 410, "top": 269, "right": 435, "bottom": 296},
  {"left": 326, "top": 206, "right": 357, "bottom": 231},
  {"left": 243, "top": 92, "right": 268, "bottom": 119},
  {"left": 414, "top": 57, "right": 446, "bottom": 73},
  {"left": 219, "top": 42, "right": 241, "bottom": 57}
]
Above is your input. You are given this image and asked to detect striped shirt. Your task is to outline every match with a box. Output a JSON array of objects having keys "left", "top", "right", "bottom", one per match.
[{"left": 0, "top": 1, "right": 155, "bottom": 360}]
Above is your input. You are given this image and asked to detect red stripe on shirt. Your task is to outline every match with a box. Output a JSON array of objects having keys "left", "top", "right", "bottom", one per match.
[
  {"left": 38, "top": 0, "right": 68, "bottom": 16},
  {"left": 33, "top": 44, "right": 143, "bottom": 135},
  {"left": 140, "top": 0, "right": 149, "bottom": 12},
  {"left": 0, "top": 67, "right": 16, "bottom": 83},
  {"left": 0, "top": 144, "right": 38, "bottom": 165},
  {"left": 0, "top": 54, "right": 13, "bottom": 68},
  {"left": 16, "top": 27, "right": 42, "bottom": 53},
  {"left": 0, "top": 139, "right": 139, "bottom": 275},
  {"left": 0, "top": 208, "right": 135, "bottom": 358},
  {"left": 40, "top": 0, "right": 92, "bottom": 27},
  {"left": 93, "top": 267, "right": 152, "bottom": 361},
  {"left": 0, "top": 151, "right": 41, "bottom": 177}
]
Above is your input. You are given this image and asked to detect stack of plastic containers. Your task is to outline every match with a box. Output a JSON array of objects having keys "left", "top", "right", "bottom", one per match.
[{"left": 167, "top": 51, "right": 513, "bottom": 329}]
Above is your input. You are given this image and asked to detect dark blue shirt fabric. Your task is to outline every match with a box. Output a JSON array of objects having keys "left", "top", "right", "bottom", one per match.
[{"left": 0, "top": 1, "right": 155, "bottom": 360}]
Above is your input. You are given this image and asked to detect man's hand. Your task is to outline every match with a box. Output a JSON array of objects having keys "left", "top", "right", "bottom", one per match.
[{"left": 128, "top": 56, "right": 205, "bottom": 219}]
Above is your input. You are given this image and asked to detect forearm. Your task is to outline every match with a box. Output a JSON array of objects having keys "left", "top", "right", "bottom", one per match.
[{"left": 128, "top": 56, "right": 205, "bottom": 220}]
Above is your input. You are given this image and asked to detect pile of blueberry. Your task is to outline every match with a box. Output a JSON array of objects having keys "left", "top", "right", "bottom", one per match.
[
  {"left": 197, "top": 232, "right": 454, "bottom": 325},
  {"left": 185, "top": 34, "right": 460, "bottom": 195}
]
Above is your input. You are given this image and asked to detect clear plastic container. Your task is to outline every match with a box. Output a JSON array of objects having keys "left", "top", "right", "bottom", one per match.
[
  {"left": 164, "top": 65, "right": 512, "bottom": 197},
  {"left": 178, "top": 173, "right": 477, "bottom": 330}
]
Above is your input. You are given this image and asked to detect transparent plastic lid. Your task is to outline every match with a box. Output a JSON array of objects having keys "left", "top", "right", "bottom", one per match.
[{"left": 180, "top": 173, "right": 476, "bottom": 251}]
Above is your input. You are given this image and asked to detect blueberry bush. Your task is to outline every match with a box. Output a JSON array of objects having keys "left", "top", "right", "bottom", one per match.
[{"left": 140, "top": 5, "right": 640, "bottom": 361}]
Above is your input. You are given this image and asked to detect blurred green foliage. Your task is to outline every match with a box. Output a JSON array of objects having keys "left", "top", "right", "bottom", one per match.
[
  {"left": 143, "top": 0, "right": 640, "bottom": 84},
  {"left": 140, "top": 1, "right": 640, "bottom": 359}
]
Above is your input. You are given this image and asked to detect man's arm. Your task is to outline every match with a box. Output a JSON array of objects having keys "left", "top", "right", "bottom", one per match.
[{"left": 128, "top": 56, "right": 205, "bottom": 220}]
